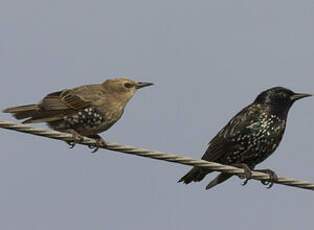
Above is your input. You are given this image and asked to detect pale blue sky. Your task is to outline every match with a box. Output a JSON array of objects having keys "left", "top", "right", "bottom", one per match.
[{"left": 0, "top": 0, "right": 314, "bottom": 229}]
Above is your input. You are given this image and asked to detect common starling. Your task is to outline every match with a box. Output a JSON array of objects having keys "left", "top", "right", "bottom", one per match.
[
  {"left": 3, "top": 78, "right": 153, "bottom": 151},
  {"left": 178, "top": 87, "right": 312, "bottom": 189}
]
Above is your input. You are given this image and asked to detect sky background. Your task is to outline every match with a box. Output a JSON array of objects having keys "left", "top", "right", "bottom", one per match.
[{"left": 0, "top": 0, "right": 314, "bottom": 229}]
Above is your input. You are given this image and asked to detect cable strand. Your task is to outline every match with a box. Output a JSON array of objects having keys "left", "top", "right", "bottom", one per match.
[{"left": 0, "top": 119, "right": 313, "bottom": 191}]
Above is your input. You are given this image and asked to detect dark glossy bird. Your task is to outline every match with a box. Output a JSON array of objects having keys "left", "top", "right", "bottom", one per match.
[
  {"left": 3, "top": 78, "right": 153, "bottom": 151},
  {"left": 178, "top": 87, "right": 312, "bottom": 189}
]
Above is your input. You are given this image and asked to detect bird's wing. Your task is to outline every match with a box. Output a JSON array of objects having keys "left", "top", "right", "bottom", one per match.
[
  {"left": 22, "top": 86, "right": 102, "bottom": 123},
  {"left": 40, "top": 89, "right": 91, "bottom": 111},
  {"left": 202, "top": 103, "right": 260, "bottom": 162}
]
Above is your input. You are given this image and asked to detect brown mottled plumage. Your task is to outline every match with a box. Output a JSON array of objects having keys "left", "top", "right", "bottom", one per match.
[{"left": 3, "top": 78, "right": 153, "bottom": 149}]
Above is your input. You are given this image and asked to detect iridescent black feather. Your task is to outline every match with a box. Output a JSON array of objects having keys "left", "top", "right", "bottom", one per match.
[{"left": 179, "top": 87, "right": 312, "bottom": 189}]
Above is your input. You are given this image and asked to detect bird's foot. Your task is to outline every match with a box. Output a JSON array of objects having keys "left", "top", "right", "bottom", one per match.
[
  {"left": 232, "top": 163, "right": 253, "bottom": 186},
  {"left": 66, "top": 130, "right": 84, "bottom": 149},
  {"left": 88, "top": 135, "right": 107, "bottom": 153},
  {"left": 255, "top": 169, "right": 278, "bottom": 189}
]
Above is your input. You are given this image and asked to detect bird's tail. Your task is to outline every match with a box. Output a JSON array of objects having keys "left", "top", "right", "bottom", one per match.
[
  {"left": 4, "top": 104, "right": 65, "bottom": 124},
  {"left": 205, "top": 173, "right": 232, "bottom": 190},
  {"left": 3, "top": 104, "right": 45, "bottom": 123},
  {"left": 178, "top": 167, "right": 209, "bottom": 184}
]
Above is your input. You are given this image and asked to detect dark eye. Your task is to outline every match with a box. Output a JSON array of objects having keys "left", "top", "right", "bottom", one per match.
[{"left": 124, "top": 83, "right": 133, "bottom": 88}]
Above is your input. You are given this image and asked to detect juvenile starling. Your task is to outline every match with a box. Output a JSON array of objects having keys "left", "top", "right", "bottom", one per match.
[
  {"left": 3, "top": 78, "right": 153, "bottom": 151},
  {"left": 179, "top": 87, "right": 312, "bottom": 189}
]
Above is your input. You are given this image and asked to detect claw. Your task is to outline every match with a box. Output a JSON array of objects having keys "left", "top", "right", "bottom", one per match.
[
  {"left": 242, "top": 178, "right": 250, "bottom": 186},
  {"left": 256, "top": 169, "right": 278, "bottom": 189},
  {"left": 67, "top": 141, "right": 76, "bottom": 149},
  {"left": 64, "top": 130, "right": 84, "bottom": 149},
  {"left": 88, "top": 144, "right": 100, "bottom": 153},
  {"left": 232, "top": 163, "right": 253, "bottom": 186},
  {"left": 91, "top": 147, "right": 99, "bottom": 153},
  {"left": 87, "top": 135, "right": 107, "bottom": 153}
]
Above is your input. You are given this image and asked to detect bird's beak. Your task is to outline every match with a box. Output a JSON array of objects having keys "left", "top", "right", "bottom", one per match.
[
  {"left": 291, "top": 93, "right": 313, "bottom": 101},
  {"left": 136, "top": 82, "right": 154, "bottom": 89}
]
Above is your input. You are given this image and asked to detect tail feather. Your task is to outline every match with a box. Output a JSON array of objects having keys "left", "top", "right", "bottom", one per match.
[
  {"left": 178, "top": 167, "right": 209, "bottom": 184},
  {"left": 3, "top": 104, "right": 39, "bottom": 113},
  {"left": 205, "top": 173, "right": 232, "bottom": 190},
  {"left": 3, "top": 104, "right": 40, "bottom": 120},
  {"left": 3, "top": 104, "right": 63, "bottom": 123}
]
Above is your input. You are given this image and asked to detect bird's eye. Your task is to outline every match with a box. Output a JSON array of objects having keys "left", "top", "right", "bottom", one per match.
[{"left": 124, "top": 83, "right": 133, "bottom": 88}]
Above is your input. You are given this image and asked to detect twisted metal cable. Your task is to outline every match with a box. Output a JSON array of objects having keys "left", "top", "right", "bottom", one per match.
[{"left": 0, "top": 119, "right": 313, "bottom": 191}]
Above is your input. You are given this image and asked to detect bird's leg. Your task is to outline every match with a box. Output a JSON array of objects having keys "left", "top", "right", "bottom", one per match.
[
  {"left": 255, "top": 169, "right": 278, "bottom": 189},
  {"left": 65, "top": 129, "right": 84, "bottom": 149},
  {"left": 231, "top": 163, "right": 253, "bottom": 186},
  {"left": 87, "top": 135, "right": 107, "bottom": 153}
]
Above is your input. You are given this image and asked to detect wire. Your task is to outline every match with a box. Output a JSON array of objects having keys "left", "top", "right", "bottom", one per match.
[{"left": 0, "top": 119, "right": 313, "bottom": 191}]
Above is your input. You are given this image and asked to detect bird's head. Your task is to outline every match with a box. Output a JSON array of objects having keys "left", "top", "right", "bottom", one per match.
[
  {"left": 254, "top": 86, "right": 312, "bottom": 116},
  {"left": 102, "top": 78, "right": 153, "bottom": 103}
]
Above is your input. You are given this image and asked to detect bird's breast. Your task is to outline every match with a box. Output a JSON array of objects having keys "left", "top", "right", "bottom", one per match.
[
  {"left": 51, "top": 106, "right": 124, "bottom": 136},
  {"left": 225, "top": 113, "right": 286, "bottom": 166}
]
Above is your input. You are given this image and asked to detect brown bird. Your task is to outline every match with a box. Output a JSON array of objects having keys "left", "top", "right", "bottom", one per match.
[{"left": 3, "top": 78, "right": 153, "bottom": 151}]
